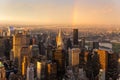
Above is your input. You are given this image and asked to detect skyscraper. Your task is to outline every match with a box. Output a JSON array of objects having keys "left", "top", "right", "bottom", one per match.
[
  {"left": 26, "top": 64, "right": 34, "bottom": 80},
  {"left": 54, "top": 30, "right": 65, "bottom": 79},
  {"left": 22, "top": 56, "right": 28, "bottom": 76},
  {"left": 69, "top": 48, "right": 80, "bottom": 66},
  {"left": 81, "top": 37, "right": 85, "bottom": 48},
  {"left": 17, "top": 46, "right": 30, "bottom": 76},
  {"left": 47, "top": 61, "right": 57, "bottom": 80},
  {"left": 73, "top": 29, "right": 78, "bottom": 45},
  {"left": 7, "top": 26, "right": 14, "bottom": 36},
  {"left": 97, "top": 50, "right": 108, "bottom": 80},
  {"left": 66, "top": 38, "right": 72, "bottom": 49},
  {"left": 13, "top": 33, "right": 30, "bottom": 60},
  {"left": 12, "top": 30, "right": 30, "bottom": 70},
  {"left": 93, "top": 41, "right": 99, "bottom": 49},
  {"left": 37, "top": 61, "right": 42, "bottom": 80},
  {"left": 29, "top": 45, "right": 39, "bottom": 58}
]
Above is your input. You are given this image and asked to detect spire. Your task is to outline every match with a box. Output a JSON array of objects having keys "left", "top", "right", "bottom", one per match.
[{"left": 56, "top": 29, "right": 64, "bottom": 49}]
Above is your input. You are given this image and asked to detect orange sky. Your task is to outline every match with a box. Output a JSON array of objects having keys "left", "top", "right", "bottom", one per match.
[{"left": 0, "top": 0, "right": 120, "bottom": 25}]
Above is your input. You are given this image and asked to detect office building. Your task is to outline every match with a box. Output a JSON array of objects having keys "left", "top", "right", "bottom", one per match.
[
  {"left": 12, "top": 31, "right": 30, "bottom": 73},
  {"left": 27, "top": 64, "right": 34, "bottom": 80},
  {"left": 20, "top": 46, "right": 30, "bottom": 74},
  {"left": 13, "top": 32, "right": 30, "bottom": 60},
  {"left": 37, "top": 61, "right": 42, "bottom": 80},
  {"left": 69, "top": 48, "right": 80, "bottom": 66},
  {"left": 93, "top": 41, "right": 99, "bottom": 49},
  {"left": 73, "top": 29, "right": 78, "bottom": 45},
  {"left": 53, "top": 49, "right": 65, "bottom": 79},
  {"left": 97, "top": 50, "right": 108, "bottom": 80},
  {"left": 38, "top": 41, "right": 46, "bottom": 55},
  {"left": 81, "top": 37, "right": 85, "bottom": 48},
  {"left": 29, "top": 45, "right": 39, "bottom": 58},
  {"left": 7, "top": 26, "right": 14, "bottom": 36},
  {"left": 54, "top": 30, "right": 65, "bottom": 79},
  {"left": 66, "top": 38, "right": 72, "bottom": 49},
  {"left": 47, "top": 61, "right": 57, "bottom": 80},
  {"left": 22, "top": 56, "right": 28, "bottom": 76}
]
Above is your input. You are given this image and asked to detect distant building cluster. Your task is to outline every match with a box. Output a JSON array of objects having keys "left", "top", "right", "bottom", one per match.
[{"left": 0, "top": 26, "right": 119, "bottom": 80}]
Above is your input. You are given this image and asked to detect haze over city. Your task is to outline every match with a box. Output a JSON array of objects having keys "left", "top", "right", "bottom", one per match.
[
  {"left": 0, "top": 0, "right": 120, "bottom": 80},
  {"left": 0, "top": 0, "right": 120, "bottom": 25}
]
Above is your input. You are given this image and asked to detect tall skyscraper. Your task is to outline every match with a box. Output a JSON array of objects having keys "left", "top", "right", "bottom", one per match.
[
  {"left": 13, "top": 32, "right": 30, "bottom": 60},
  {"left": 22, "top": 56, "right": 28, "bottom": 76},
  {"left": 66, "top": 38, "right": 72, "bottom": 49},
  {"left": 19, "top": 46, "right": 30, "bottom": 74},
  {"left": 54, "top": 30, "right": 65, "bottom": 79},
  {"left": 97, "top": 50, "right": 108, "bottom": 80},
  {"left": 37, "top": 62, "right": 42, "bottom": 80},
  {"left": 13, "top": 31, "right": 30, "bottom": 69},
  {"left": 29, "top": 45, "right": 39, "bottom": 58},
  {"left": 38, "top": 41, "right": 46, "bottom": 55},
  {"left": 69, "top": 48, "right": 80, "bottom": 66},
  {"left": 47, "top": 61, "right": 57, "bottom": 80},
  {"left": 26, "top": 64, "right": 34, "bottom": 80},
  {"left": 0, "top": 62, "right": 6, "bottom": 80},
  {"left": 73, "top": 29, "right": 78, "bottom": 45}
]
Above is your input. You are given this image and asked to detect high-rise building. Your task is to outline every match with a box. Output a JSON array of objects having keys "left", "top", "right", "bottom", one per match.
[
  {"left": 69, "top": 48, "right": 80, "bottom": 66},
  {"left": 81, "top": 37, "right": 85, "bottom": 48},
  {"left": 66, "top": 38, "right": 72, "bottom": 49},
  {"left": 7, "top": 26, "right": 14, "bottom": 36},
  {"left": 54, "top": 30, "right": 65, "bottom": 79},
  {"left": 13, "top": 32, "right": 30, "bottom": 60},
  {"left": 20, "top": 46, "right": 30, "bottom": 74},
  {"left": 13, "top": 33, "right": 30, "bottom": 71},
  {"left": 40, "top": 56, "right": 48, "bottom": 80},
  {"left": 22, "top": 56, "right": 28, "bottom": 76},
  {"left": 97, "top": 50, "right": 107, "bottom": 71},
  {"left": 38, "top": 41, "right": 46, "bottom": 55},
  {"left": 46, "top": 45, "right": 53, "bottom": 60},
  {"left": 0, "top": 62, "right": 6, "bottom": 80},
  {"left": 53, "top": 49, "right": 65, "bottom": 79},
  {"left": 106, "top": 53, "right": 118, "bottom": 80},
  {"left": 4, "top": 38, "right": 11, "bottom": 59},
  {"left": 26, "top": 64, "right": 34, "bottom": 80},
  {"left": 93, "top": 41, "right": 99, "bottom": 49},
  {"left": 73, "top": 29, "right": 78, "bottom": 45},
  {"left": 47, "top": 61, "right": 57, "bottom": 80},
  {"left": 37, "top": 62, "right": 42, "bottom": 80},
  {"left": 97, "top": 50, "right": 108, "bottom": 80},
  {"left": 29, "top": 45, "right": 39, "bottom": 58}
]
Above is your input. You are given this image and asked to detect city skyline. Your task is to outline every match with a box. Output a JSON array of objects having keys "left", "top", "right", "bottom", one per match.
[{"left": 0, "top": 0, "right": 120, "bottom": 25}]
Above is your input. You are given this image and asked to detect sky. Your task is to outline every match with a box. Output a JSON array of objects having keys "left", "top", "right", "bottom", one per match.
[{"left": 0, "top": 0, "right": 120, "bottom": 25}]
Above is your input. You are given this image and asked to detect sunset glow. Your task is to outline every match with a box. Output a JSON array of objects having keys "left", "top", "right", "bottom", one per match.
[{"left": 0, "top": 0, "right": 120, "bottom": 25}]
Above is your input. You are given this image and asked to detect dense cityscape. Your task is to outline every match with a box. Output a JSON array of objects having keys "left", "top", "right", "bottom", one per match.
[
  {"left": 0, "top": 0, "right": 120, "bottom": 80},
  {"left": 0, "top": 25, "right": 120, "bottom": 80}
]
